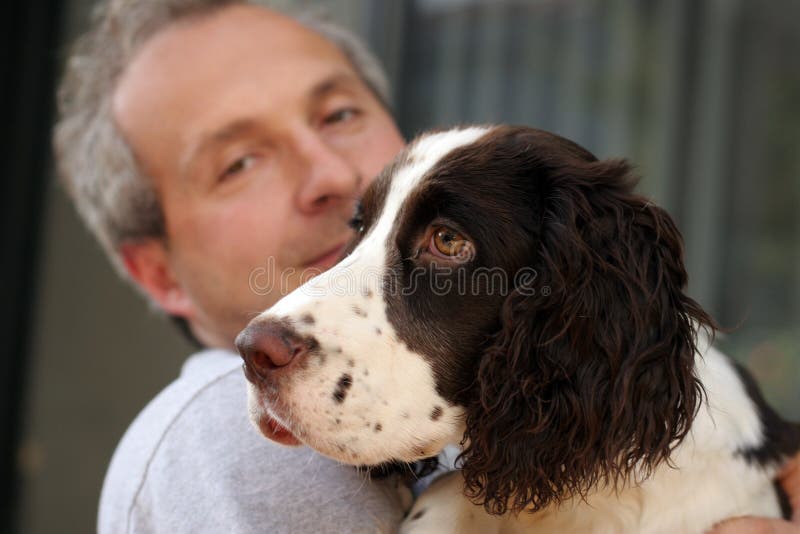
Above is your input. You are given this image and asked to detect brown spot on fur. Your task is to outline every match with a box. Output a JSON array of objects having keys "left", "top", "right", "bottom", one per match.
[
  {"left": 299, "top": 313, "right": 315, "bottom": 325},
  {"left": 332, "top": 373, "right": 353, "bottom": 404},
  {"left": 352, "top": 305, "right": 367, "bottom": 317},
  {"left": 430, "top": 406, "right": 443, "bottom": 421}
]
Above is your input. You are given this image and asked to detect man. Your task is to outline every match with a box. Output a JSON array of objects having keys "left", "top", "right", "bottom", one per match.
[
  {"left": 57, "top": 1, "right": 408, "bottom": 532},
  {"left": 54, "top": 1, "right": 799, "bottom": 532}
]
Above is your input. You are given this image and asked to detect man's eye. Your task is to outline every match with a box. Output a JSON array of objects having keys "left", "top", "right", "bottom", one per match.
[
  {"left": 323, "top": 108, "right": 359, "bottom": 125},
  {"left": 220, "top": 155, "right": 256, "bottom": 180}
]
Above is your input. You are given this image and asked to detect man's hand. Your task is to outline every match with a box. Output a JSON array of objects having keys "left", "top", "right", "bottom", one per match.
[{"left": 708, "top": 452, "right": 800, "bottom": 533}]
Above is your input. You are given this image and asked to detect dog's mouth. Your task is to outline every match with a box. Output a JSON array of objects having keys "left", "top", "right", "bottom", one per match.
[{"left": 256, "top": 412, "right": 302, "bottom": 447}]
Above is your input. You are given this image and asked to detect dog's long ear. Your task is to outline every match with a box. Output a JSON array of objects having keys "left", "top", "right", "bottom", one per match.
[{"left": 458, "top": 142, "right": 715, "bottom": 515}]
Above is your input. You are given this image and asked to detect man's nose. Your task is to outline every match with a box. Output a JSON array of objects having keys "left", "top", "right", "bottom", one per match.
[
  {"left": 294, "top": 131, "right": 361, "bottom": 214},
  {"left": 235, "top": 319, "right": 311, "bottom": 381}
]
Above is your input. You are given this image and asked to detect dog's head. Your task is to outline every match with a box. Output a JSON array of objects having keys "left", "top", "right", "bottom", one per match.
[{"left": 236, "top": 125, "right": 714, "bottom": 514}]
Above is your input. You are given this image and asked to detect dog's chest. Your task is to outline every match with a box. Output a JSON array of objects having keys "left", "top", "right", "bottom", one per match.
[
  {"left": 401, "top": 455, "right": 781, "bottom": 534},
  {"left": 399, "top": 347, "right": 784, "bottom": 534}
]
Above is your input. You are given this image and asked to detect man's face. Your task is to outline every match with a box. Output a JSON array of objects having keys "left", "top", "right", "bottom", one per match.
[{"left": 112, "top": 5, "right": 405, "bottom": 348}]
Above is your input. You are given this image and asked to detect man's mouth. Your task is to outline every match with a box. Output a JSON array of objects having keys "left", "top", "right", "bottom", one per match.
[
  {"left": 302, "top": 241, "right": 347, "bottom": 271},
  {"left": 257, "top": 412, "right": 301, "bottom": 446}
]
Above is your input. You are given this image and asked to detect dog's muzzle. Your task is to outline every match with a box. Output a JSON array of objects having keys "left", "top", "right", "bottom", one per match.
[{"left": 235, "top": 319, "right": 312, "bottom": 383}]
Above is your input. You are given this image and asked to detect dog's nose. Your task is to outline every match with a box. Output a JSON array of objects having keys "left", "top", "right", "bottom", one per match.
[{"left": 235, "top": 320, "right": 309, "bottom": 381}]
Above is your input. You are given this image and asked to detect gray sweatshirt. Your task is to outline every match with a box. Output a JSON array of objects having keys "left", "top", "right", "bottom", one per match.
[{"left": 97, "top": 350, "right": 408, "bottom": 533}]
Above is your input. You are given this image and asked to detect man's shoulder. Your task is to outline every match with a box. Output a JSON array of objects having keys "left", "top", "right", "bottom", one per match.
[
  {"left": 97, "top": 349, "right": 244, "bottom": 532},
  {"left": 102, "top": 349, "right": 245, "bottom": 473},
  {"left": 125, "top": 349, "right": 245, "bottom": 441},
  {"left": 98, "top": 349, "right": 406, "bottom": 534}
]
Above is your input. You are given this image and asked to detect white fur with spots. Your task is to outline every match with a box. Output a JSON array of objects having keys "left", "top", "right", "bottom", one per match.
[{"left": 246, "top": 127, "right": 490, "bottom": 465}]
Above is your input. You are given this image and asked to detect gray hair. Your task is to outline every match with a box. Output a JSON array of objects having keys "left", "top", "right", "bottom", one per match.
[{"left": 54, "top": 0, "right": 392, "bottom": 274}]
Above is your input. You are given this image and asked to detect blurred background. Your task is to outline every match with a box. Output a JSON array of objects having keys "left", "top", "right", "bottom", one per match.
[{"left": 2, "top": 0, "right": 798, "bottom": 532}]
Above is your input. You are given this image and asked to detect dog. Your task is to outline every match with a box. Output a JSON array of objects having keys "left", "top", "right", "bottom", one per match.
[{"left": 236, "top": 125, "right": 800, "bottom": 533}]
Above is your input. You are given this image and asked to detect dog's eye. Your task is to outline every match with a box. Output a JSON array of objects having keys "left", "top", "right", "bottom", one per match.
[
  {"left": 348, "top": 203, "right": 365, "bottom": 233},
  {"left": 430, "top": 226, "right": 472, "bottom": 259}
]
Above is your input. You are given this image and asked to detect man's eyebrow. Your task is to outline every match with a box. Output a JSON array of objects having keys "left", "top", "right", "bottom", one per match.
[
  {"left": 181, "top": 119, "right": 259, "bottom": 178},
  {"left": 180, "top": 72, "right": 364, "bottom": 178},
  {"left": 308, "top": 71, "right": 364, "bottom": 102}
]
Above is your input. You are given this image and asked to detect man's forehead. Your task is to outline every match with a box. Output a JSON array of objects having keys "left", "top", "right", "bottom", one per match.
[
  {"left": 110, "top": 4, "right": 363, "bottom": 178},
  {"left": 113, "top": 5, "right": 350, "bottom": 115}
]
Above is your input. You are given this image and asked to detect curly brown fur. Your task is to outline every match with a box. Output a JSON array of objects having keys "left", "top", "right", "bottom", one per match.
[{"left": 456, "top": 137, "right": 716, "bottom": 515}]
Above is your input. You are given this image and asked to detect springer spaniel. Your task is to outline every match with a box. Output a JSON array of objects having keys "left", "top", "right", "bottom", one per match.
[{"left": 236, "top": 125, "right": 799, "bottom": 533}]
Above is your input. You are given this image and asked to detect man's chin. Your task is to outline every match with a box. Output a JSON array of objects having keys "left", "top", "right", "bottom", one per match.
[{"left": 256, "top": 414, "right": 302, "bottom": 446}]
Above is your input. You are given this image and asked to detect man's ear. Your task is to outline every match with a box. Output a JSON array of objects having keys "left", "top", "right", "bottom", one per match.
[{"left": 119, "top": 239, "right": 194, "bottom": 319}]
